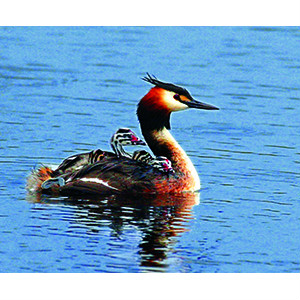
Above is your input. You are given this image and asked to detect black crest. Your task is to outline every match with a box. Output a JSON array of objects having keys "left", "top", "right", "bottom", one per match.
[{"left": 142, "top": 73, "right": 193, "bottom": 100}]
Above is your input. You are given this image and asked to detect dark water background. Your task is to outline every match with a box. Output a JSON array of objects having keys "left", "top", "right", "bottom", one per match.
[{"left": 0, "top": 26, "right": 299, "bottom": 272}]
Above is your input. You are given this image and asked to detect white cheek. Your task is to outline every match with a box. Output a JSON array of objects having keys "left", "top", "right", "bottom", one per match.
[{"left": 163, "top": 91, "right": 189, "bottom": 111}]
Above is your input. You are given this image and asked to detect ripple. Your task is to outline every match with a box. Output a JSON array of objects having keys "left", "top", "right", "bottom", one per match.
[{"left": 223, "top": 92, "right": 276, "bottom": 99}]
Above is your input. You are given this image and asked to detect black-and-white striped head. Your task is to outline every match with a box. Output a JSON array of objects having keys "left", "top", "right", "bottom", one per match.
[
  {"left": 111, "top": 128, "right": 146, "bottom": 158},
  {"left": 132, "top": 150, "right": 153, "bottom": 163},
  {"left": 111, "top": 128, "right": 145, "bottom": 146},
  {"left": 150, "top": 156, "right": 174, "bottom": 173}
]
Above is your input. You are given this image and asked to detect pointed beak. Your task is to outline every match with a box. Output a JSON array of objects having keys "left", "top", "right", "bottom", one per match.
[
  {"left": 135, "top": 140, "right": 146, "bottom": 146},
  {"left": 131, "top": 138, "right": 146, "bottom": 146},
  {"left": 186, "top": 99, "right": 219, "bottom": 110},
  {"left": 130, "top": 135, "right": 147, "bottom": 146}
]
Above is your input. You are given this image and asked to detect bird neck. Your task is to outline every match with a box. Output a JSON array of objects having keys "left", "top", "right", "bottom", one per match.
[{"left": 141, "top": 127, "right": 200, "bottom": 188}]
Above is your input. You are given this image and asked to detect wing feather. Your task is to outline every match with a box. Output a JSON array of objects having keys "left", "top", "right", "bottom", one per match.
[{"left": 60, "top": 156, "right": 176, "bottom": 195}]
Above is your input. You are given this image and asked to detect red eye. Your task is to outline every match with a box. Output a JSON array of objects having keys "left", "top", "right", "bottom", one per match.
[{"left": 173, "top": 94, "right": 180, "bottom": 100}]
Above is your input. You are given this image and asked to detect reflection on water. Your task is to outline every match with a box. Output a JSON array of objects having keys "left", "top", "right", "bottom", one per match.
[{"left": 26, "top": 191, "right": 200, "bottom": 272}]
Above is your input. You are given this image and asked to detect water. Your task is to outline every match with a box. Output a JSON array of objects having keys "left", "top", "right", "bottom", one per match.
[{"left": 0, "top": 26, "right": 299, "bottom": 273}]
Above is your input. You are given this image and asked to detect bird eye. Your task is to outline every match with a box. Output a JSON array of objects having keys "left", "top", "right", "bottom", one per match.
[{"left": 173, "top": 94, "right": 180, "bottom": 100}]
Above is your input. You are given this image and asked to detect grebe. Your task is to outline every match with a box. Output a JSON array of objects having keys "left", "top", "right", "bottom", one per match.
[
  {"left": 29, "top": 74, "right": 218, "bottom": 195},
  {"left": 132, "top": 150, "right": 174, "bottom": 173},
  {"left": 147, "top": 156, "right": 174, "bottom": 173},
  {"left": 110, "top": 128, "right": 146, "bottom": 158}
]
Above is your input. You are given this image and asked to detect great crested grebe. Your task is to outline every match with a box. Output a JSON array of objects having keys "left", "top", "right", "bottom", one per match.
[
  {"left": 110, "top": 128, "right": 146, "bottom": 158},
  {"left": 28, "top": 74, "right": 218, "bottom": 195},
  {"left": 147, "top": 156, "right": 174, "bottom": 173},
  {"left": 132, "top": 150, "right": 174, "bottom": 173}
]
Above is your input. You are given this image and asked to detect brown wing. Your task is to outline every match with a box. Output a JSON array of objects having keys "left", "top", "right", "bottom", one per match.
[
  {"left": 52, "top": 149, "right": 115, "bottom": 176},
  {"left": 59, "top": 156, "right": 177, "bottom": 195}
]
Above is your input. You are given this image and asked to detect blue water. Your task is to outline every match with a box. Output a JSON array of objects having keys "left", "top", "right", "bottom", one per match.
[{"left": 0, "top": 26, "right": 299, "bottom": 273}]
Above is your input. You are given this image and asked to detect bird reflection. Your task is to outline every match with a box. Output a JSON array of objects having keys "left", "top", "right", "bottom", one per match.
[{"left": 27, "top": 192, "right": 200, "bottom": 271}]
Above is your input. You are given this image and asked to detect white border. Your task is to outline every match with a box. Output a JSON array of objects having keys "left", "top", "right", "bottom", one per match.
[
  {"left": 1, "top": 273, "right": 300, "bottom": 300},
  {"left": 1, "top": 0, "right": 300, "bottom": 25}
]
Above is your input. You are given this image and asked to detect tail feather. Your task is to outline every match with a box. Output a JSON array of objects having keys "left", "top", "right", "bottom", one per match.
[{"left": 26, "top": 165, "right": 54, "bottom": 193}]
